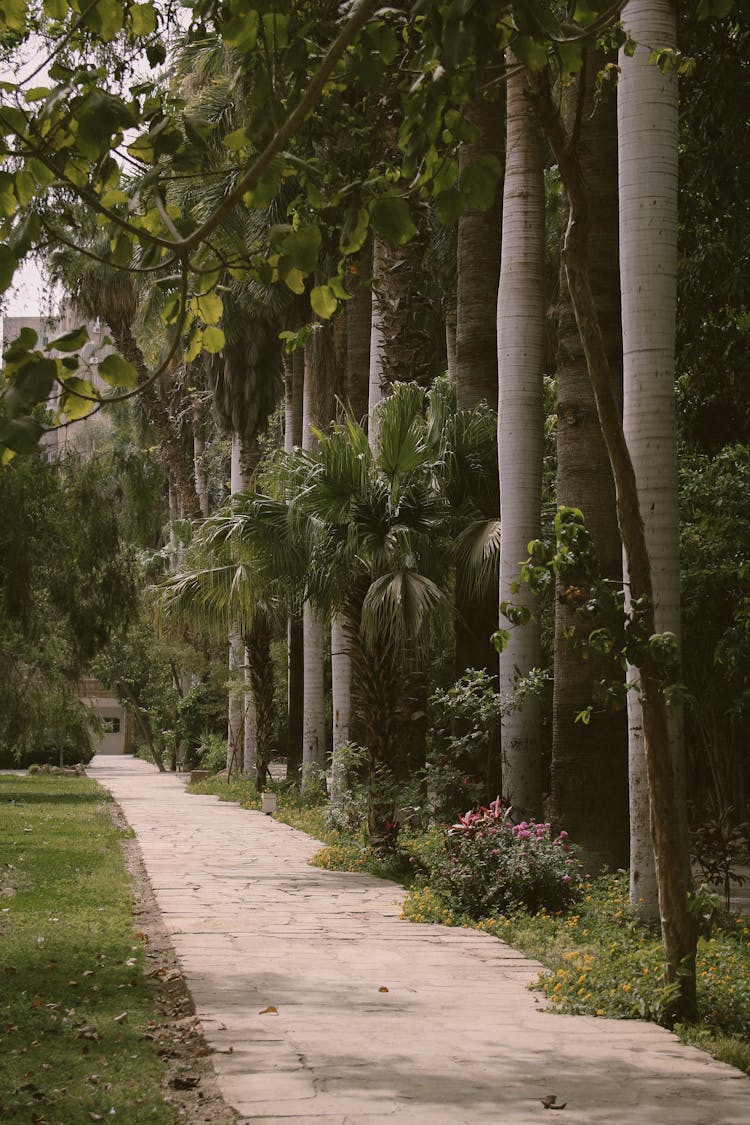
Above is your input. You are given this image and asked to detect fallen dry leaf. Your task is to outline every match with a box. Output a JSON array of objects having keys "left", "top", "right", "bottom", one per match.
[
  {"left": 258, "top": 1006, "right": 278, "bottom": 1015},
  {"left": 378, "top": 986, "right": 389, "bottom": 993},
  {"left": 540, "top": 1094, "right": 567, "bottom": 1110},
  {"left": 113, "top": 1013, "right": 128, "bottom": 1025}
]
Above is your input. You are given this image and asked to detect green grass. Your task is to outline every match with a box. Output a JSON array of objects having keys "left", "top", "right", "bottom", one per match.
[{"left": 0, "top": 775, "right": 177, "bottom": 1124}]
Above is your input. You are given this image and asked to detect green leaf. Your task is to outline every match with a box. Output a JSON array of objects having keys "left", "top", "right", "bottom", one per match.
[
  {"left": 0, "top": 415, "right": 43, "bottom": 453},
  {"left": 283, "top": 268, "right": 306, "bottom": 295},
  {"left": 49, "top": 325, "right": 89, "bottom": 352},
  {"left": 513, "top": 34, "right": 548, "bottom": 71},
  {"left": 369, "top": 196, "right": 417, "bottom": 245},
  {"left": 18, "top": 358, "right": 56, "bottom": 402},
  {"left": 310, "top": 285, "right": 338, "bottom": 320},
  {"left": 221, "top": 9, "right": 259, "bottom": 50},
  {"left": 0, "top": 244, "right": 18, "bottom": 292},
  {"left": 184, "top": 328, "right": 203, "bottom": 364},
  {"left": 98, "top": 354, "right": 139, "bottom": 388},
  {"left": 43, "top": 0, "right": 68, "bottom": 17},
  {"left": 339, "top": 207, "right": 370, "bottom": 256},
  {"left": 192, "top": 292, "right": 223, "bottom": 325},
  {"left": 278, "top": 223, "right": 321, "bottom": 274},
  {"left": 434, "top": 187, "right": 464, "bottom": 224},
  {"left": 59, "top": 378, "right": 98, "bottom": 421},
  {"left": 131, "top": 2, "right": 157, "bottom": 35},
  {"left": 202, "top": 326, "right": 225, "bottom": 354},
  {"left": 460, "top": 154, "right": 503, "bottom": 211},
  {"left": 224, "top": 127, "right": 249, "bottom": 152}
]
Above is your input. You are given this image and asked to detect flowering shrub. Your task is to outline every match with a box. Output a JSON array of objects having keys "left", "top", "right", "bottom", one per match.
[{"left": 426, "top": 799, "right": 582, "bottom": 917}]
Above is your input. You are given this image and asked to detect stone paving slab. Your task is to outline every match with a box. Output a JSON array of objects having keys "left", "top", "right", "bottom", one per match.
[{"left": 89, "top": 756, "right": 750, "bottom": 1124}]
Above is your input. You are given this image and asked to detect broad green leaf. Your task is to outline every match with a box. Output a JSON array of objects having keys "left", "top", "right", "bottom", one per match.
[
  {"left": 184, "top": 328, "right": 203, "bottom": 364},
  {"left": 278, "top": 223, "right": 321, "bottom": 273},
  {"left": 243, "top": 175, "right": 279, "bottom": 208},
  {"left": 434, "top": 187, "right": 464, "bottom": 225},
  {"left": 49, "top": 325, "right": 89, "bottom": 352},
  {"left": 43, "top": 0, "right": 68, "bottom": 17},
  {"left": 131, "top": 2, "right": 157, "bottom": 36},
  {"left": 556, "top": 40, "right": 583, "bottom": 78},
  {"left": 0, "top": 415, "right": 43, "bottom": 453},
  {"left": 224, "top": 127, "right": 249, "bottom": 152},
  {"left": 460, "top": 154, "right": 503, "bottom": 212},
  {"left": 222, "top": 10, "right": 259, "bottom": 50},
  {"left": 263, "top": 11, "right": 288, "bottom": 48},
  {"left": 59, "top": 378, "right": 98, "bottom": 421},
  {"left": 310, "top": 284, "right": 338, "bottom": 320},
  {"left": 0, "top": 244, "right": 18, "bottom": 292},
  {"left": 283, "top": 268, "right": 306, "bottom": 295},
  {"left": 161, "top": 292, "right": 182, "bottom": 325},
  {"left": 202, "top": 326, "right": 225, "bottom": 353},
  {"left": 14, "top": 170, "right": 35, "bottom": 206},
  {"left": 98, "top": 353, "right": 139, "bottom": 387},
  {"left": 100, "top": 188, "right": 128, "bottom": 207},
  {"left": 18, "top": 358, "right": 56, "bottom": 402},
  {"left": 191, "top": 292, "right": 223, "bottom": 325},
  {"left": 369, "top": 196, "right": 417, "bottom": 245},
  {"left": 327, "top": 275, "right": 351, "bottom": 301},
  {"left": 24, "top": 86, "right": 50, "bottom": 103},
  {"left": 339, "top": 207, "right": 369, "bottom": 256},
  {"left": 513, "top": 35, "right": 548, "bottom": 72},
  {"left": 9, "top": 212, "right": 41, "bottom": 258},
  {"left": 1, "top": 0, "right": 26, "bottom": 32},
  {"left": 5, "top": 326, "right": 38, "bottom": 353}
]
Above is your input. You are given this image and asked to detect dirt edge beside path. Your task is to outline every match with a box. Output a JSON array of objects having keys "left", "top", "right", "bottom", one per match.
[{"left": 110, "top": 797, "right": 240, "bottom": 1124}]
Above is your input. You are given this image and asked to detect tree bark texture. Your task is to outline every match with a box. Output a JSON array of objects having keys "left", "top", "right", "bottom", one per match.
[
  {"left": 330, "top": 616, "right": 352, "bottom": 806},
  {"left": 619, "top": 0, "right": 688, "bottom": 916},
  {"left": 456, "top": 87, "right": 504, "bottom": 412},
  {"left": 245, "top": 616, "right": 276, "bottom": 792},
  {"left": 534, "top": 61, "right": 697, "bottom": 1024},
  {"left": 345, "top": 243, "right": 373, "bottom": 425},
  {"left": 496, "top": 58, "right": 546, "bottom": 819},
  {"left": 551, "top": 49, "right": 628, "bottom": 872}
]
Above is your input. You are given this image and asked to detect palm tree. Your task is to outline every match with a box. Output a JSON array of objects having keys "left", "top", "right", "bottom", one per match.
[
  {"left": 618, "top": 0, "right": 688, "bottom": 917},
  {"left": 496, "top": 56, "right": 547, "bottom": 819},
  {"left": 551, "top": 48, "right": 628, "bottom": 872}
]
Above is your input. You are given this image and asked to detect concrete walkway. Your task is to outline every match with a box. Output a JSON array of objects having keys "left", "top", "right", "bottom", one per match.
[{"left": 89, "top": 756, "right": 750, "bottom": 1124}]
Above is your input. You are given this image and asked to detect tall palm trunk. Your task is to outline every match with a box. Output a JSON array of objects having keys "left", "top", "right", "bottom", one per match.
[
  {"left": 227, "top": 433, "right": 250, "bottom": 773},
  {"left": 496, "top": 57, "right": 546, "bottom": 818},
  {"left": 284, "top": 348, "right": 304, "bottom": 780},
  {"left": 619, "top": 0, "right": 688, "bottom": 915},
  {"left": 456, "top": 88, "right": 504, "bottom": 412},
  {"left": 454, "top": 85, "right": 504, "bottom": 790},
  {"left": 535, "top": 42, "right": 697, "bottom": 1022},
  {"left": 551, "top": 50, "right": 628, "bottom": 871},
  {"left": 244, "top": 616, "right": 276, "bottom": 792},
  {"left": 301, "top": 326, "right": 335, "bottom": 790},
  {"left": 330, "top": 617, "right": 351, "bottom": 806},
  {"left": 346, "top": 243, "right": 372, "bottom": 424}
]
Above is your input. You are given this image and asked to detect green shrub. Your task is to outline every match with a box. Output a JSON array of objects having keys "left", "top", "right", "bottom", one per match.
[{"left": 422, "top": 800, "right": 583, "bottom": 917}]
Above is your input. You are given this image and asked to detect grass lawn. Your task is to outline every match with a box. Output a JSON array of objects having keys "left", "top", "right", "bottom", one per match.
[
  {"left": 189, "top": 774, "right": 750, "bottom": 1077},
  {"left": 0, "top": 774, "right": 177, "bottom": 1124}
]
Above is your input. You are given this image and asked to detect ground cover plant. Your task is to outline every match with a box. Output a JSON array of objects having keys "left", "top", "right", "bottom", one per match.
[{"left": 0, "top": 775, "right": 179, "bottom": 1123}]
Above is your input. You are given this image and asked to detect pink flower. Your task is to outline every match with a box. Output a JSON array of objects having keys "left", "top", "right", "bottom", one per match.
[{"left": 563, "top": 875, "right": 571, "bottom": 884}]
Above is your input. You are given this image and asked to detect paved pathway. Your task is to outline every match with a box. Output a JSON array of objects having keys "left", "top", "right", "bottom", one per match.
[{"left": 89, "top": 756, "right": 750, "bottom": 1124}]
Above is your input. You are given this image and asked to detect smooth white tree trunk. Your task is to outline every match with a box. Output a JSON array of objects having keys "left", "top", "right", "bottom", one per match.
[
  {"left": 496, "top": 57, "right": 546, "bottom": 819},
  {"left": 367, "top": 235, "right": 387, "bottom": 449},
  {"left": 302, "top": 603, "right": 327, "bottom": 785},
  {"left": 301, "top": 341, "right": 329, "bottom": 791},
  {"left": 330, "top": 617, "right": 351, "bottom": 806},
  {"left": 227, "top": 433, "right": 252, "bottom": 773},
  {"left": 619, "top": 0, "right": 685, "bottom": 914}
]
